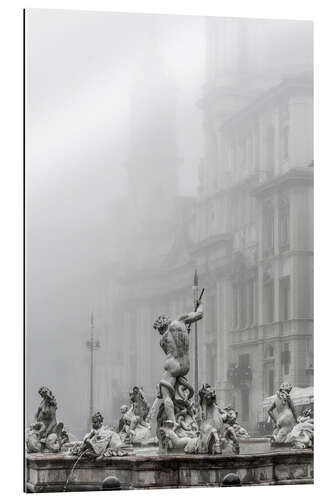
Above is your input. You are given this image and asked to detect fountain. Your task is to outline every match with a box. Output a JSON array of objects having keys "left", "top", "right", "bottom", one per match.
[{"left": 25, "top": 298, "right": 314, "bottom": 492}]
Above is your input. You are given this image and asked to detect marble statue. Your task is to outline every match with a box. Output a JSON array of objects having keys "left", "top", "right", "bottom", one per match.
[
  {"left": 158, "top": 384, "right": 240, "bottom": 455},
  {"left": 118, "top": 386, "right": 154, "bottom": 445},
  {"left": 285, "top": 407, "right": 314, "bottom": 449},
  {"left": 118, "top": 405, "right": 129, "bottom": 433},
  {"left": 222, "top": 406, "right": 250, "bottom": 439},
  {"left": 26, "top": 386, "right": 69, "bottom": 453},
  {"left": 221, "top": 406, "right": 241, "bottom": 455},
  {"left": 268, "top": 382, "right": 298, "bottom": 444},
  {"left": 70, "top": 412, "right": 134, "bottom": 459},
  {"left": 193, "top": 384, "right": 226, "bottom": 454},
  {"left": 153, "top": 300, "right": 203, "bottom": 447}
]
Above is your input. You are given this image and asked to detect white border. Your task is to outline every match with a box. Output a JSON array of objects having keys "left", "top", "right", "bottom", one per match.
[{"left": 0, "top": 1, "right": 331, "bottom": 499}]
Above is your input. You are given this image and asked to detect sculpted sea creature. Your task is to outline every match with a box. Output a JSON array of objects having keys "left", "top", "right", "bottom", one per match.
[
  {"left": 159, "top": 384, "right": 240, "bottom": 456},
  {"left": 285, "top": 408, "right": 314, "bottom": 449}
]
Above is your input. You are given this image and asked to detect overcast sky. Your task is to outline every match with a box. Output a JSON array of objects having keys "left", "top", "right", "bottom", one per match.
[
  {"left": 25, "top": 9, "right": 205, "bottom": 432},
  {"left": 25, "top": 10, "right": 313, "bottom": 437}
]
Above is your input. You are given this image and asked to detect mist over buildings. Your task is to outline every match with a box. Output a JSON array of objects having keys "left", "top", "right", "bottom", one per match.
[{"left": 26, "top": 10, "right": 313, "bottom": 437}]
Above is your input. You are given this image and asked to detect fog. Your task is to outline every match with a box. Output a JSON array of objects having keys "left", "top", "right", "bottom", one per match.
[
  {"left": 26, "top": 10, "right": 313, "bottom": 438},
  {"left": 26, "top": 9, "right": 205, "bottom": 434}
]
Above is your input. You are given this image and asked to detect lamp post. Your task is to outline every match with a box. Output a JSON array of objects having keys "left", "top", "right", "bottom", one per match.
[
  {"left": 86, "top": 313, "right": 100, "bottom": 430},
  {"left": 192, "top": 269, "right": 200, "bottom": 425}
]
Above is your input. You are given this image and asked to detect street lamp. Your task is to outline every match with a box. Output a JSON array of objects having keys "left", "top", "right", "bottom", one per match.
[{"left": 86, "top": 313, "right": 100, "bottom": 429}]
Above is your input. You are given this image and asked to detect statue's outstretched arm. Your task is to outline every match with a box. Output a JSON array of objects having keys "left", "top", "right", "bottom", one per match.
[{"left": 178, "top": 303, "right": 203, "bottom": 325}]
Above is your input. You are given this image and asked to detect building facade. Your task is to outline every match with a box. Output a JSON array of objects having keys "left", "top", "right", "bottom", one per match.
[
  {"left": 193, "top": 18, "right": 313, "bottom": 430},
  {"left": 196, "top": 73, "right": 313, "bottom": 430},
  {"left": 93, "top": 18, "right": 313, "bottom": 433}
]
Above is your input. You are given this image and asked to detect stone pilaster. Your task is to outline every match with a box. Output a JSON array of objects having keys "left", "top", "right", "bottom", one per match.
[{"left": 215, "top": 278, "right": 233, "bottom": 406}]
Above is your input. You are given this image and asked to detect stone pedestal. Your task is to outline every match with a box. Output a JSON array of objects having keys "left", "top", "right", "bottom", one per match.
[{"left": 26, "top": 449, "right": 313, "bottom": 492}]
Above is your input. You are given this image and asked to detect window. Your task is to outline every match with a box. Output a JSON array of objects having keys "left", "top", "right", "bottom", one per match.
[
  {"left": 263, "top": 201, "right": 274, "bottom": 255},
  {"left": 247, "top": 279, "right": 255, "bottom": 326},
  {"left": 263, "top": 280, "right": 274, "bottom": 323},
  {"left": 279, "top": 197, "right": 290, "bottom": 250},
  {"left": 279, "top": 276, "right": 290, "bottom": 321},
  {"left": 233, "top": 281, "right": 255, "bottom": 330},
  {"left": 268, "top": 369, "right": 275, "bottom": 395},
  {"left": 281, "top": 343, "right": 291, "bottom": 375}
]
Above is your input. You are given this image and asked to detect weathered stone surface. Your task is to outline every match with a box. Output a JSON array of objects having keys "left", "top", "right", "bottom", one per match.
[
  {"left": 26, "top": 449, "right": 313, "bottom": 492},
  {"left": 118, "top": 387, "right": 156, "bottom": 446},
  {"left": 26, "top": 386, "right": 69, "bottom": 454},
  {"left": 268, "top": 382, "right": 298, "bottom": 444},
  {"left": 285, "top": 407, "right": 314, "bottom": 449},
  {"left": 153, "top": 304, "right": 203, "bottom": 450},
  {"left": 68, "top": 411, "right": 133, "bottom": 459}
]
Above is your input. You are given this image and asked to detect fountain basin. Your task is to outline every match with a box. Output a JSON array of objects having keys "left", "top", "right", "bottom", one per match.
[{"left": 26, "top": 448, "right": 313, "bottom": 492}]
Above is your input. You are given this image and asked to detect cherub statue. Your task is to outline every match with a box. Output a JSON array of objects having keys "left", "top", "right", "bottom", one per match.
[{"left": 268, "top": 382, "right": 298, "bottom": 444}]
